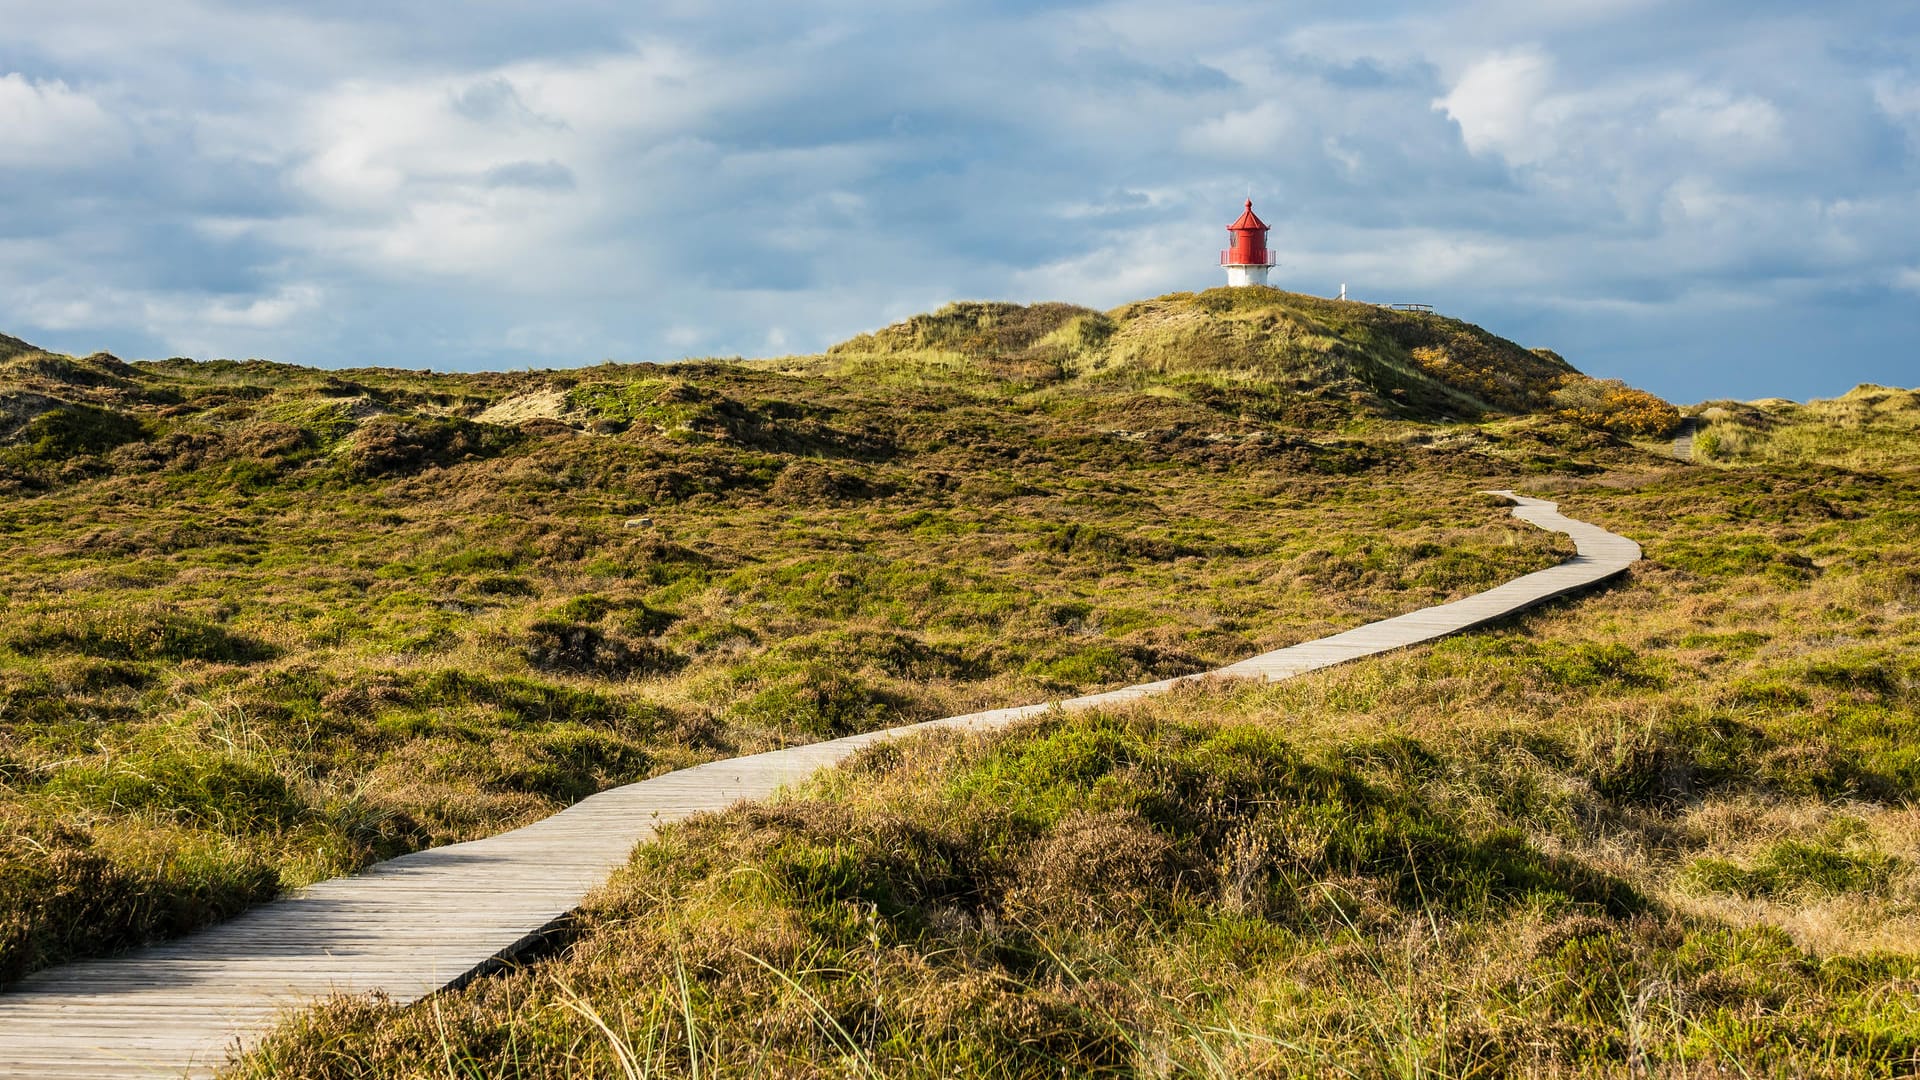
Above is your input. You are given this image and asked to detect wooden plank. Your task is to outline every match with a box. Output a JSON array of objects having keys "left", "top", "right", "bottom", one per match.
[
  {"left": 0, "top": 493, "right": 1638, "bottom": 1079},
  {"left": 1672, "top": 416, "right": 1699, "bottom": 461}
]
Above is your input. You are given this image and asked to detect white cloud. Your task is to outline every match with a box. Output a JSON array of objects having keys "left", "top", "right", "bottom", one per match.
[
  {"left": 1329, "top": 232, "right": 1519, "bottom": 292},
  {"left": 170, "top": 285, "right": 323, "bottom": 330},
  {"left": 1656, "top": 91, "right": 1786, "bottom": 160},
  {"left": 17, "top": 295, "right": 100, "bottom": 332},
  {"left": 1322, "top": 137, "right": 1364, "bottom": 177},
  {"left": 0, "top": 73, "right": 126, "bottom": 168},
  {"left": 1006, "top": 220, "right": 1205, "bottom": 308},
  {"left": 270, "top": 74, "right": 594, "bottom": 281},
  {"left": 1436, "top": 51, "right": 1788, "bottom": 176},
  {"left": 1895, "top": 267, "right": 1920, "bottom": 295},
  {"left": 1433, "top": 48, "right": 1556, "bottom": 163},
  {"left": 261, "top": 44, "right": 822, "bottom": 286},
  {"left": 1874, "top": 74, "right": 1920, "bottom": 121},
  {"left": 289, "top": 70, "right": 583, "bottom": 212},
  {"left": 6, "top": 281, "right": 321, "bottom": 359},
  {"left": 1874, "top": 73, "right": 1920, "bottom": 152},
  {"left": 1182, "top": 101, "right": 1295, "bottom": 157}
]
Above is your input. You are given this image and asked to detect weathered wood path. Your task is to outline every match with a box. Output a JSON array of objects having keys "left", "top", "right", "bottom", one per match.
[
  {"left": 0, "top": 493, "right": 1640, "bottom": 1078},
  {"left": 1672, "top": 416, "right": 1699, "bottom": 461}
]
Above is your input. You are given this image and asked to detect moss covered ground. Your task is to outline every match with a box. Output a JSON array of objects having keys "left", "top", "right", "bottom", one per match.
[
  {"left": 235, "top": 444, "right": 1920, "bottom": 1079},
  {"left": 1690, "top": 385, "right": 1920, "bottom": 473},
  {"left": 1, "top": 292, "right": 1592, "bottom": 983},
  {"left": 9, "top": 291, "right": 1914, "bottom": 1076}
]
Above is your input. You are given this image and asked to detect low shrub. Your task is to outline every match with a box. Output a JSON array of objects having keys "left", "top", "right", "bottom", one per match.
[
  {"left": 39, "top": 752, "right": 301, "bottom": 831},
  {"left": 0, "top": 823, "right": 279, "bottom": 982},
  {"left": 769, "top": 460, "right": 879, "bottom": 504},
  {"left": 1037, "top": 522, "right": 1191, "bottom": 562},
  {"left": 1551, "top": 376, "right": 1682, "bottom": 437},
  {"left": 341, "top": 416, "right": 520, "bottom": 478},
  {"left": 1, "top": 403, "right": 148, "bottom": 462},
  {"left": 733, "top": 664, "right": 907, "bottom": 738},
  {"left": 1687, "top": 838, "right": 1898, "bottom": 898},
  {"left": 521, "top": 620, "right": 683, "bottom": 679},
  {"left": 8, "top": 608, "right": 276, "bottom": 664}
]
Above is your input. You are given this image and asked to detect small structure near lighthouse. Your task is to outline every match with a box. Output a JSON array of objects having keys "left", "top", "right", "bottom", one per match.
[{"left": 1221, "top": 199, "right": 1274, "bottom": 287}]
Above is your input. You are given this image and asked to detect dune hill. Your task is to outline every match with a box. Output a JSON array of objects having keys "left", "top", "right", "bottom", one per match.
[
  {"left": 824, "top": 288, "right": 1590, "bottom": 424},
  {"left": 4, "top": 298, "right": 1920, "bottom": 1076},
  {"left": 0, "top": 290, "right": 1678, "bottom": 497}
]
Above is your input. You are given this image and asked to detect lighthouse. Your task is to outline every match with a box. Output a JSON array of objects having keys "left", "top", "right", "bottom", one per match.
[{"left": 1221, "top": 199, "right": 1274, "bottom": 287}]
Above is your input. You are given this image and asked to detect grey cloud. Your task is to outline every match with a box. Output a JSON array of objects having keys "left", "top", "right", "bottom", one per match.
[
  {"left": 453, "top": 77, "right": 567, "bottom": 129},
  {"left": 482, "top": 159, "right": 577, "bottom": 190}
]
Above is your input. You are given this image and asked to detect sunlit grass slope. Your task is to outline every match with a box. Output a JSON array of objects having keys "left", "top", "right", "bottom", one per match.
[
  {"left": 0, "top": 295, "right": 1657, "bottom": 983},
  {"left": 1694, "top": 384, "right": 1920, "bottom": 473},
  {"left": 813, "top": 289, "right": 1674, "bottom": 436},
  {"left": 239, "top": 402, "right": 1920, "bottom": 1078}
]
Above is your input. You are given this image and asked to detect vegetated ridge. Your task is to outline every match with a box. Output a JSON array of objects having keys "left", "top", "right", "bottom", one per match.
[
  {"left": 0, "top": 288, "right": 1675, "bottom": 500},
  {"left": 12, "top": 292, "right": 1919, "bottom": 1077},
  {"left": 1, "top": 289, "right": 1640, "bottom": 990},
  {"left": 821, "top": 289, "right": 1666, "bottom": 430}
]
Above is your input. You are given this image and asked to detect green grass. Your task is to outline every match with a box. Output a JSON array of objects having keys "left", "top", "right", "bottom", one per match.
[
  {"left": 238, "top": 684, "right": 1920, "bottom": 1077},
  {"left": 0, "top": 298, "right": 1615, "bottom": 983},
  {"left": 1688, "top": 837, "right": 1899, "bottom": 900},
  {"left": 1693, "top": 385, "right": 1920, "bottom": 471},
  {"left": 7, "top": 298, "right": 1912, "bottom": 1076},
  {"left": 816, "top": 289, "right": 1597, "bottom": 427},
  {"left": 227, "top": 374, "right": 1920, "bottom": 1077}
]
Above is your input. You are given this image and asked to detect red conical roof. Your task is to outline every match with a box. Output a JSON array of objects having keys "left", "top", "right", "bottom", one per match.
[{"left": 1228, "top": 198, "right": 1268, "bottom": 232}]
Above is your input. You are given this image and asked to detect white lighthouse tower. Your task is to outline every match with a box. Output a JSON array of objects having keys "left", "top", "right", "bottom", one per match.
[{"left": 1221, "top": 199, "right": 1274, "bottom": 287}]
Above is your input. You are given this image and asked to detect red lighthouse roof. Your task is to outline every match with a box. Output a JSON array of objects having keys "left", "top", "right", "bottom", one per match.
[{"left": 1222, "top": 198, "right": 1274, "bottom": 270}]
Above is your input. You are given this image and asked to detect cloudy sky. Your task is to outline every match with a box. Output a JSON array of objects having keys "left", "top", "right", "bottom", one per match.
[{"left": 1, "top": 1, "right": 1914, "bottom": 402}]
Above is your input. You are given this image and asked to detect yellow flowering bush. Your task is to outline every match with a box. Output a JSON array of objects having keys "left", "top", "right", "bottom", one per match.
[{"left": 1551, "top": 375, "right": 1681, "bottom": 436}]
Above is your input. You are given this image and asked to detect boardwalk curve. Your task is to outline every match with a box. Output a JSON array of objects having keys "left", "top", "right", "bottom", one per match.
[{"left": 0, "top": 493, "right": 1639, "bottom": 1078}]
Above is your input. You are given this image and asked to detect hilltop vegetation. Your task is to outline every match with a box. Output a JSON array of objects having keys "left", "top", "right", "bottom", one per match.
[
  {"left": 238, "top": 435, "right": 1920, "bottom": 1079},
  {"left": 0, "top": 292, "right": 1625, "bottom": 983},
  {"left": 15, "top": 295, "right": 1917, "bottom": 1076},
  {"left": 1692, "top": 384, "right": 1920, "bottom": 472},
  {"left": 0, "top": 332, "right": 40, "bottom": 363},
  {"left": 817, "top": 290, "right": 1674, "bottom": 435}
]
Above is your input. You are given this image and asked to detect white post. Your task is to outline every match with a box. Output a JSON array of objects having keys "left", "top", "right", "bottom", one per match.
[{"left": 1339, "top": 283, "right": 1347, "bottom": 301}]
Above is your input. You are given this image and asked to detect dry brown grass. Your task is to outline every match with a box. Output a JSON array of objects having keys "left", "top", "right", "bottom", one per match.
[
  {"left": 1, "top": 319, "right": 1609, "bottom": 981},
  {"left": 228, "top": 423, "right": 1920, "bottom": 1078}
]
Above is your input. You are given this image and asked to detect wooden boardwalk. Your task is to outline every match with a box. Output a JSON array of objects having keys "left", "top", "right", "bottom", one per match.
[
  {"left": 1672, "top": 416, "right": 1699, "bottom": 461},
  {"left": 0, "top": 493, "right": 1639, "bottom": 1078}
]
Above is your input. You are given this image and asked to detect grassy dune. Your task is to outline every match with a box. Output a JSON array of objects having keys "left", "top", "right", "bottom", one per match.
[
  {"left": 1693, "top": 385, "right": 1920, "bottom": 473},
  {"left": 234, "top": 437, "right": 1920, "bottom": 1078},
  {"left": 20, "top": 295, "right": 1910, "bottom": 1076},
  {"left": 812, "top": 291, "right": 1671, "bottom": 435},
  {"left": 1, "top": 293, "right": 1606, "bottom": 982}
]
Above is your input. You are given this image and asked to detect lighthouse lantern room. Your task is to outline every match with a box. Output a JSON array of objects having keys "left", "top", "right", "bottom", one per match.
[{"left": 1221, "top": 199, "right": 1274, "bottom": 287}]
